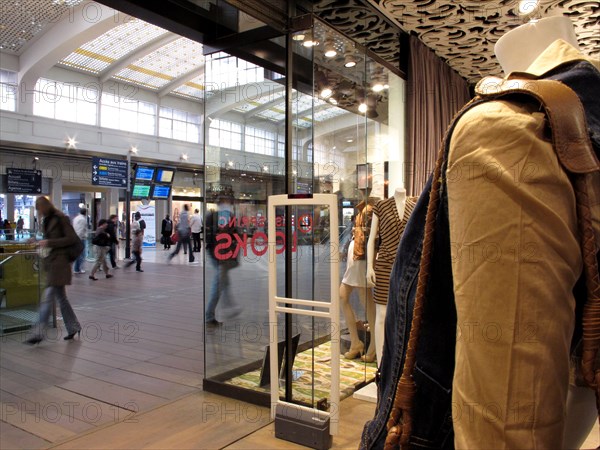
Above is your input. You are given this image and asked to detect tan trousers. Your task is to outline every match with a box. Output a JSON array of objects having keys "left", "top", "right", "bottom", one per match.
[{"left": 446, "top": 99, "right": 585, "bottom": 449}]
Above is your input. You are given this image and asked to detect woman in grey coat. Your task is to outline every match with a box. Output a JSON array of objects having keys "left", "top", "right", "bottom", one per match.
[{"left": 26, "top": 197, "right": 81, "bottom": 344}]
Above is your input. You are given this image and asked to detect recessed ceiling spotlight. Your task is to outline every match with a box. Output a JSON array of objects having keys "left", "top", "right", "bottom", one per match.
[
  {"left": 324, "top": 39, "right": 337, "bottom": 58},
  {"left": 66, "top": 136, "right": 77, "bottom": 149},
  {"left": 292, "top": 32, "right": 306, "bottom": 41},
  {"left": 181, "top": 153, "right": 189, "bottom": 161},
  {"left": 320, "top": 88, "right": 333, "bottom": 98},
  {"left": 372, "top": 83, "right": 385, "bottom": 93},
  {"left": 346, "top": 138, "right": 354, "bottom": 143},
  {"left": 130, "top": 145, "right": 138, "bottom": 154},
  {"left": 518, "top": 0, "right": 539, "bottom": 16},
  {"left": 358, "top": 103, "right": 368, "bottom": 113},
  {"left": 344, "top": 54, "right": 357, "bottom": 68}
]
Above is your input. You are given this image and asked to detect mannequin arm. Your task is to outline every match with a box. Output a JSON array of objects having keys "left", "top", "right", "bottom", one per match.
[{"left": 366, "top": 214, "right": 379, "bottom": 285}]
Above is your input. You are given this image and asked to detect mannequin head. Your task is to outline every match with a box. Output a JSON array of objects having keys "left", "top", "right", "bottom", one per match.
[
  {"left": 394, "top": 187, "right": 406, "bottom": 197},
  {"left": 494, "top": 16, "right": 578, "bottom": 74}
]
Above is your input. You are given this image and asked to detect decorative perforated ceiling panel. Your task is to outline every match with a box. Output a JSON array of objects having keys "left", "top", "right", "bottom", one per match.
[
  {"left": 0, "top": 0, "right": 85, "bottom": 54},
  {"left": 366, "top": 0, "right": 599, "bottom": 81}
]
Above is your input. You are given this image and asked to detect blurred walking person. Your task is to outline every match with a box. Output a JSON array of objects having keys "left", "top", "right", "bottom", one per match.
[
  {"left": 168, "top": 204, "right": 194, "bottom": 263},
  {"left": 161, "top": 214, "right": 173, "bottom": 250},
  {"left": 16, "top": 216, "right": 24, "bottom": 238},
  {"left": 125, "top": 228, "right": 144, "bottom": 272},
  {"left": 72, "top": 207, "right": 87, "bottom": 274},
  {"left": 25, "top": 197, "right": 82, "bottom": 344},
  {"left": 89, "top": 219, "right": 113, "bottom": 281},
  {"left": 190, "top": 209, "right": 203, "bottom": 252},
  {"left": 107, "top": 214, "right": 120, "bottom": 269}
]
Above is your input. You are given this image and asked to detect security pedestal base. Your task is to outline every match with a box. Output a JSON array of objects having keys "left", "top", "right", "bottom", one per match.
[{"left": 274, "top": 404, "right": 332, "bottom": 450}]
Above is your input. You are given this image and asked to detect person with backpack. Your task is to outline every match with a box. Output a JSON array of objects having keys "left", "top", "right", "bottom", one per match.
[
  {"left": 89, "top": 219, "right": 113, "bottom": 281},
  {"left": 168, "top": 204, "right": 194, "bottom": 263},
  {"left": 161, "top": 214, "right": 173, "bottom": 250},
  {"left": 25, "top": 197, "right": 82, "bottom": 344}
]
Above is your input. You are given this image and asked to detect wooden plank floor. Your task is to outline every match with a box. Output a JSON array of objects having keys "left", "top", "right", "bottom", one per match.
[
  {"left": 1, "top": 258, "right": 206, "bottom": 449},
  {"left": 2, "top": 251, "right": 598, "bottom": 449}
]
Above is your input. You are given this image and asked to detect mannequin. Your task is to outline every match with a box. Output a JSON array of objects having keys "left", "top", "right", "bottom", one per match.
[
  {"left": 340, "top": 195, "right": 377, "bottom": 362},
  {"left": 494, "top": 16, "right": 578, "bottom": 74},
  {"left": 495, "top": 17, "right": 597, "bottom": 449},
  {"left": 447, "top": 15, "right": 599, "bottom": 449},
  {"left": 366, "top": 187, "right": 413, "bottom": 364}
]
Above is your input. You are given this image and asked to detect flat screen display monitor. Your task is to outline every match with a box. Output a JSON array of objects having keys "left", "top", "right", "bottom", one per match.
[
  {"left": 154, "top": 168, "right": 175, "bottom": 184},
  {"left": 151, "top": 184, "right": 171, "bottom": 199},
  {"left": 132, "top": 183, "right": 151, "bottom": 198},
  {"left": 135, "top": 166, "right": 155, "bottom": 181}
]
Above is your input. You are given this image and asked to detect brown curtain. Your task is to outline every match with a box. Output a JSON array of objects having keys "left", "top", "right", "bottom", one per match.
[{"left": 406, "top": 35, "right": 471, "bottom": 196}]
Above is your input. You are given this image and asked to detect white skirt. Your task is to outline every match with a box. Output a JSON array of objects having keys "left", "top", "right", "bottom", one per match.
[{"left": 341, "top": 240, "right": 374, "bottom": 288}]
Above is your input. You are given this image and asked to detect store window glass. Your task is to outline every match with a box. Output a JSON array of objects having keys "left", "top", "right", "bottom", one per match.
[{"left": 203, "top": 18, "right": 405, "bottom": 409}]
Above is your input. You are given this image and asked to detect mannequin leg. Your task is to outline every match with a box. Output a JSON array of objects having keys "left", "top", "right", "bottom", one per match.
[
  {"left": 563, "top": 384, "right": 597, "bottom": 449},
  {"left": 374, "top": 303, "right": 387, "bottom": 365},
  {"left": 340, "top": 282, "right": 363, "bottom": 358},
  {"left": 362, "top": 288, "right": 377, "bottom": 362}
]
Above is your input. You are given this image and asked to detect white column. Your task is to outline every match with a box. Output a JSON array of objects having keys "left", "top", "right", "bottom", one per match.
[{"left": 387, "top": 76, "right": 406, "bottom": 192}]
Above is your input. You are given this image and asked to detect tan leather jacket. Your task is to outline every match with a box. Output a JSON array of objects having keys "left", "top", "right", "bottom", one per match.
[{"left": 353, "top": 197, "right": 378, "bottom": 260}]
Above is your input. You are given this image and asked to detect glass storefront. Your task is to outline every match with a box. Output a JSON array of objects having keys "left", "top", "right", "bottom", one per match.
[{"left": 202, "top": 17, "right": 405, "bottom": 409}]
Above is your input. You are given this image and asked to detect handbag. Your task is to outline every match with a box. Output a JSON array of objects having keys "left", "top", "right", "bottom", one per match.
[
  {"left": 160, "top": 236, "right": 165, "bottom": 245},
  {"left": 170, "top": 232, "right": 179, "bottom": 244}
]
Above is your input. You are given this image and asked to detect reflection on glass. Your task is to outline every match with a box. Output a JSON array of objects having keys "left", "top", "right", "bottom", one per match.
[{"left": 203, "top": 18, "right": 405, "bottom": 409}]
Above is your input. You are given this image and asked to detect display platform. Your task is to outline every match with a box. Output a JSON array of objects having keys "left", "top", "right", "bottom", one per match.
[{"left": 225, "top": 340, "right": 377, "bottom": 407}]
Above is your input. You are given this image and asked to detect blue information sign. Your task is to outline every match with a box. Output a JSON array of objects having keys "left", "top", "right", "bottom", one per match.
[{"left": 92, "top": 157, "right": 128, "bottom": 187}]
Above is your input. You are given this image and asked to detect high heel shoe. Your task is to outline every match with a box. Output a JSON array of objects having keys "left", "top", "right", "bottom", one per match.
[
  {"left": 361, "top": 352, "right": 376, "bottom": 363},
  {"left": 344, "top": 343, "right": 364, "bottom": 360},
  {"left": 64, "top": 330, "right": 81, "bottom": 341},
  {"left": 25, "top": 336, "right": 43, "bottom": 345}
]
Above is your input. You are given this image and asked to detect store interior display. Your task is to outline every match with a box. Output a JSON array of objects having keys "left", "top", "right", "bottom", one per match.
[{"left": 366, "top": 188, "right": 417, "bottom": 363}]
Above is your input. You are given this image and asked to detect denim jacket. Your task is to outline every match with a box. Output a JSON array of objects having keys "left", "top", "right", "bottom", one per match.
[{"left": 360, "top": 59, "right": 600, "bottom": 449}]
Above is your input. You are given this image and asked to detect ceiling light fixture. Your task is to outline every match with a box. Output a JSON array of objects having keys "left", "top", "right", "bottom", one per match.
[
  {"left": 344, "top": 54, "right": 357, "bottom": 68},
  {"left": 292, "top": 32, "right": 306, "bottom": 41},
  {"left": 346, "top": 138, "right": 354, "bottom": 143},
  {"left": 180, "top": 153, "right": 188, "bottom": 161},
  {"left": 358, "top": 103, "right": 368, "bottom": 113},
  {"left": 372, "top": 83, "right": 385, "bottom": 93},
  {"left": 130, "top": 145, "right": 138, "bottom": 154},
  {"left": 66, "top": 136, "right": 77, "bottom": 149},
  {"left": 518, "top": 0, "right": 541, "bottom": 21},
  {"left": 324, "top": 39, "right": 337, "bottom": 58},
  {"left": 320, "top": 87, "right": 333, "bottom": 98},
  {"left": 518, "top": 0, "right": 539, "bottom": 16},
  {"left": 303, "top": 33, "right": 319, "bottom": 47}
]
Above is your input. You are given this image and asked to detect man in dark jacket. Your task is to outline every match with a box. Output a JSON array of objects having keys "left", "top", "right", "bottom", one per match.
[
  {"left": 26, "top": 197, "right": 81, "bottom": 344},
  {"left": 106, "top": 214, "right": 120, "bottom": 269}
]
